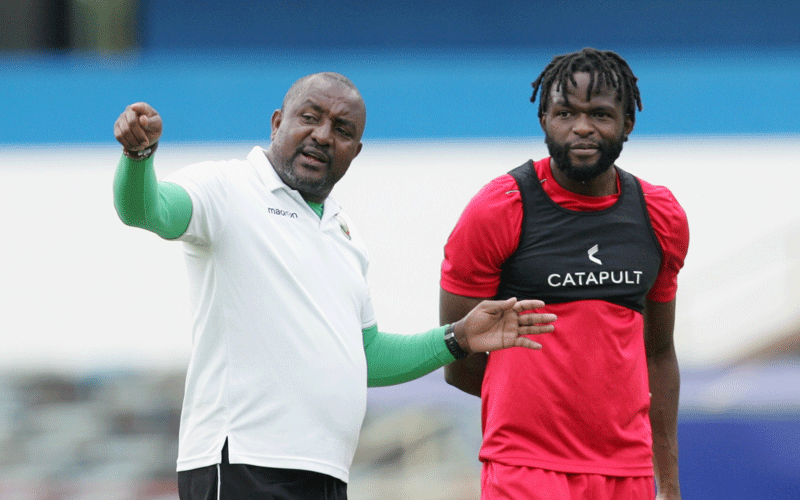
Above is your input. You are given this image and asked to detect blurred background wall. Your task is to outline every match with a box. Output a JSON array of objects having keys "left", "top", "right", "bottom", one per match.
[{"left": 1, "top": 1, "right": 799, "bottom": 499}]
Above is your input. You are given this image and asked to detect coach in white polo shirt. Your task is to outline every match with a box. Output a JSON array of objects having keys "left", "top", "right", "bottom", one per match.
[{"left": 112, "top": 72, "right": 556, "bottom": 500}]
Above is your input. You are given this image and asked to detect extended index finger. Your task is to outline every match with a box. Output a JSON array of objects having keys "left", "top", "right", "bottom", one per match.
[
  {"left": 115, "top": 103, "right": 159, "bottom": 149},
  {"left": 129, "top": 101, "right": 157, "bottom": 118},
  {"left": 117, "top": 106, "right": 147, "bottom": 143}
]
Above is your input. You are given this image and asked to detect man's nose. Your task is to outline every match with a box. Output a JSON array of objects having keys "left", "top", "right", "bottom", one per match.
[
  {"left": 572, "top": 114, "right": 594, "bottom": 136},
  {"left": 311, "top": 120, "right": 333, "bottom": 145}
]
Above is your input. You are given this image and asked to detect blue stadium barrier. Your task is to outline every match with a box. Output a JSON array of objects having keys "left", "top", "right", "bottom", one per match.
[{"left": 1, "top": 48, "right": 799, "bottom": 144}]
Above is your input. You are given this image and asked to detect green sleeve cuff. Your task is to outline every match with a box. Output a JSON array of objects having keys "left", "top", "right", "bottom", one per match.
[
  {"left": 113, "top": 155, "right": 193, "bottom": 239},
  {"left": 362, "top": 324, "right": 454, "bottom": 387}
]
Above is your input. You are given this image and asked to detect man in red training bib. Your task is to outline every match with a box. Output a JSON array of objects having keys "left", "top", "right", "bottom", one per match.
[{"left": 440, "top": 48, "right": 689, "bottom": 500}]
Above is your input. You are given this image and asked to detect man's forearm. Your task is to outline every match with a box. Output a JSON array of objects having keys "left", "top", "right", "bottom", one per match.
[
  {"left": 649, "top": 349, "right": 681, "bottom": 498},
  {"left": 363, "top": 325, "right": 455, "bottom": 387},
  {"left": 443, "top": 354, "right": 487, "bottom": 397},
  {"left": 440, "top": 289, "right": 486, "bottom": 396},
  {"left": 113, "top": 155, "right": 192, "bottom": 239}
]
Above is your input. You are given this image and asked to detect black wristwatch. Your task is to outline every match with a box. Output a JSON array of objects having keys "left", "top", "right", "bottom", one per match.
[
  {"left": 123, "top": 142, "right": 158, "bottom": 160},
  {"left": 444, "top": 323, "right": 469, "bottom": 359}
]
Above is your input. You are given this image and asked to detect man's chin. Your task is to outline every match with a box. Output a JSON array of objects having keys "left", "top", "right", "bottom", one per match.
[
  {"left": 291, "top": 174, "right": 333, "bottom": 197},
  {"left": 545, "top": 134, "right": 624, "bottom": 183},
  {"left": 277, "top": 165, "right": 323, "bottom": 192},
  {"left": 555, "top": 161, "right": 609, "bottom": 182}
]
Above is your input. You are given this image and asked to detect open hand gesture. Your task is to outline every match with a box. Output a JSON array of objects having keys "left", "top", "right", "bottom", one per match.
[{"left": 454, "top": 298, "right": 556, "bottom": 355}]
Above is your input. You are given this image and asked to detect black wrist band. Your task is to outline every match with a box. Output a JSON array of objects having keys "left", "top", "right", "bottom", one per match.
[
  {"left": 123, "top": 142, "right": 158, "bottom": 160},
  {"left": 444, "top": 324, "right": 469, "bottom": 359}
]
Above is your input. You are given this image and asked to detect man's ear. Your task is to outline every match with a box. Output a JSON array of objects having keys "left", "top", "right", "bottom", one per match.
[
  {"left": 270, "top": 109, "right": 282, "bottom": 141},
  {"left": 624, "top": 114, "right": 635, "bottom": 139}
]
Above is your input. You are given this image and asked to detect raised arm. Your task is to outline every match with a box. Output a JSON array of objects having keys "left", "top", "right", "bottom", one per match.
[
  {"left": 112, "top": 102, "right": 192, "bottom": 239},
  {"left": 644, "top": 297, "right": 681, "bottom": 500}
]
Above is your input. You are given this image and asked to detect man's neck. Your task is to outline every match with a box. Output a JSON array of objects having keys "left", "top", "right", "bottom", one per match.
[{"left": 549, "top": 162, "right": 619, "bottom": 197}]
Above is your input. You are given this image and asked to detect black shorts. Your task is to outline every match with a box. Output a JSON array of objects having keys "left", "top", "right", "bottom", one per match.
[{"left": 178, "top": 441, "right": 348, "bottom": 500}]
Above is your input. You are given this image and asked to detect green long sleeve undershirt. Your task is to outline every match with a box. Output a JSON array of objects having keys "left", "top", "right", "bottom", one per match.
[
  {"left": 113, "top": 154, "right": 456, "bottom": 387},
  {"left": 363, "top": 324, "right": 455, "bottom": 387},
  {"left": 113, "top": 155, "right": 192, "bottom": 239}
]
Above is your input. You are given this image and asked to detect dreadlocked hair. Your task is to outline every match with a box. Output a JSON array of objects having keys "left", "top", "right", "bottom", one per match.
[{"left": 530, "top": 48, "right": 642, "bottom": 119}]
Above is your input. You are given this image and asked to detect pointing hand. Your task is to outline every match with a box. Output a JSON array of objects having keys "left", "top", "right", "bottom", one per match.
[{"left": 114, "top": 102, "right": 163, "bottom": 152}]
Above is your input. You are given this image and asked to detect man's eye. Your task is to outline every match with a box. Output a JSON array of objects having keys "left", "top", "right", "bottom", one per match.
[{"left": 302, "top": 114, "right": 318, "bottom": 122}]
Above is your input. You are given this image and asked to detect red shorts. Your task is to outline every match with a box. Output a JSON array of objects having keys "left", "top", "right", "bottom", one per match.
[{"left": 481, "top": 461, "right": 656, "bottom": 500}]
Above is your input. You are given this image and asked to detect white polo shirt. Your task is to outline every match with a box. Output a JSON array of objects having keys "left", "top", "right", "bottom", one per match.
[{"left": 166, "top": 146, "right": 375, "bottom": 483}]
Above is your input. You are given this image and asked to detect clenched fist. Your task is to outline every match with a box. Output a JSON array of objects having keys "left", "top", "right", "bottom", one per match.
[{"left": 114, "top": 102, "right": 163, "bottom": 152}]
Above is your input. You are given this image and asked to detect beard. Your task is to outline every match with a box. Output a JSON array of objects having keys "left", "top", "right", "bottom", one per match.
[
  {"left": 273, "top": 151, "right": 339, "bottom": 200},
  {"left": 545, "top": 134, "right": 625, "bottom": 182}
]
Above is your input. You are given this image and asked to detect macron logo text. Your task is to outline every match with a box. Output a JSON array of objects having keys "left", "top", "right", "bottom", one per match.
[{"left": 268, "top": 208, "right": 298, "bottom": 218}]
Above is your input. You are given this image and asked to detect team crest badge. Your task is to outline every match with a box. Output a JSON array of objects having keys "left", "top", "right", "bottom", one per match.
[{"left": 335, "top": 215, "right": 351, "bottom": 240}]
